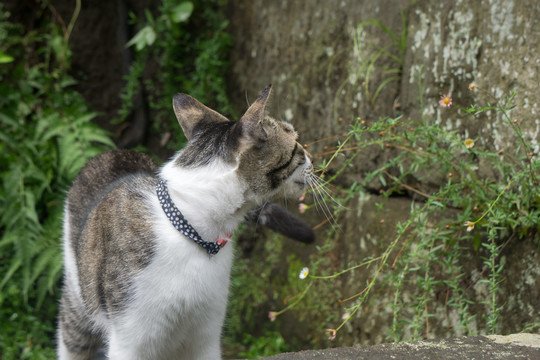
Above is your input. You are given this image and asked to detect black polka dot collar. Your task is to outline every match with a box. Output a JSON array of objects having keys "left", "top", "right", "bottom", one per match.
[{"left": 156, "top": 179, "right": 229, "bottom": 256}]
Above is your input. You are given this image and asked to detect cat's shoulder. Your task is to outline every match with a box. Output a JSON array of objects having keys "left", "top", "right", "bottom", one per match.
[
  {"left": 67, "top": 150, "right": 159, "bottom": 222},
  {"left": 74, "top": 149, "right": 158, "bottom": 183}
]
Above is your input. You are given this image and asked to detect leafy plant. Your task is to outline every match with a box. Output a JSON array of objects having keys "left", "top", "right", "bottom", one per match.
[
  {"left": 224, "top": 230, "right": 293, "bottom": 357},
  {"left": 125, "top": 2, "right": 194, "bottom": 51},
  {"left": 270, "top": 60, "right": 538, "bottom": 344},
  {"left": 238, "top": 331, "right": 288, "bottom": 359},
  {"left": 0, "top": 2, "right": 114, "bottom": 357},
  {"left": 117, "top": 0, "right": 233, "bottom": 149}
]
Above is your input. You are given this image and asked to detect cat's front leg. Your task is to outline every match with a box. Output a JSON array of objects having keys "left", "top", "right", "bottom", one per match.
[
  {"left": 106, "top": 327, "right": 222, "bottom": 360},
  {"left": 106, "top": 331, "right": 143, "bottom": 360},
  {"left": 181, "top": 319, "right": 223, "bottom": 360}
]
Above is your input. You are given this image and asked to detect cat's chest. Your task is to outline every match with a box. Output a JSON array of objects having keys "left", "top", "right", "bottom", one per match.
[
  {"left": 130, "top": 211, "right": 234, "bottom": 311},
  {"left": 121, "top": 232, "right": 233, "bottom": 344},
  {"left": 139, "top": 224, "right": 233, "bottom": 298},
  {"left": 98, "top": 194, "right": 235, "bottom": 355}
]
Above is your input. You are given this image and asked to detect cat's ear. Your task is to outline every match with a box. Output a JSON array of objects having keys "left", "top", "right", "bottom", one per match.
[
  {"left": 172, "top": 94, "right": 229, "bottom": 140},
  {"left": 237, "top": 84, "right": 272, "bottom": 146}
]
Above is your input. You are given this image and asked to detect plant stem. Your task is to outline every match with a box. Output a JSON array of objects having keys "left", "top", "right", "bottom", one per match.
[
  {"left": 310, "top": 256, "right": 382, "bottom": 280},
  {"left": 473, "top": 171, "right": 523, "bottom": 225},
  {"left": 274, "top": 282, "right": 313, "bottom": 317}
]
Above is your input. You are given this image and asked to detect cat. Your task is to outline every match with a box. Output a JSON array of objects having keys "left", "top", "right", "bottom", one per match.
[{"left": 57, "top": 85, "right": 314, "bottom": 359}]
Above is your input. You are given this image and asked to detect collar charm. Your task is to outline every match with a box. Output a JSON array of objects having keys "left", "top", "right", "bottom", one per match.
[{"left": 156, "top": 179, "right": 227, "bottom": 256}]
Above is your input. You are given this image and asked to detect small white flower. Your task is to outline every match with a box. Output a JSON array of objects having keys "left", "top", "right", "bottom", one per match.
[
  {"left": 326, "top": 328, "right": 337, "bottom": 341},
  {"left": 465, "top": 221, "right": 475, "bottom": 232},
  {"left": 299, "top": 267, "right": 309, "bottom": 280}
]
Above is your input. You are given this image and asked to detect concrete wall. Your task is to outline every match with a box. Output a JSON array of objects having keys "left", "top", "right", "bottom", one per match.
[{"left": 227, "top": 0, "right": 540, "bottom": 349}]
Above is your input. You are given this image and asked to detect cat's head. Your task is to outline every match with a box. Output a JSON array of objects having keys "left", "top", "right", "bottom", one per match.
[{"left": 171, "top": 85, "right": 312, "bottom": 203}]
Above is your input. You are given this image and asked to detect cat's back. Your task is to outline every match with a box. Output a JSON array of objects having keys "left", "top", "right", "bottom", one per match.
[
  {"left": 66, "top": 149, "right": 158, "bottom": 240},
  {"left": 63, "top": 150, "right": 160, "bottom": 317}
]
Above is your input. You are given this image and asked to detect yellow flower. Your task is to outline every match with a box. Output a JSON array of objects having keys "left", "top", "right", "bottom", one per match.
[
  {"left": 299, "top": 267, "right": 309, "bottom": 280},
  {"left": 464, "top": 138, "right": 475, "bottom": 149}
]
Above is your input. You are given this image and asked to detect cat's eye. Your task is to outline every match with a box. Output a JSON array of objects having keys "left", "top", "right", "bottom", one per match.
[{"left": 281, "top": 122, "right": 298, "bottom": 138}]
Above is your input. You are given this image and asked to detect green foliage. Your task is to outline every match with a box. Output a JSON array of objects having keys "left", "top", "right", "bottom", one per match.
[
  {"left": 0, "top": 284, "right": 58, "bottom": 359},
  {"left": 0, "top": 3, "right": 113, "bottom": 356},
  {"left": 125, "top": 2, "right": 193, "bottom": 50},
  {"left": 0, "top": 0, "right": 233, "bottom": 356},
  {"left": 238, "top": 331, "right": 288, "bottom": 359},
  {"left": 224, "top": 231, "right": 293, "bottom": 357},
  {"left": 117, "top": 0, "right": 233, "bottom": 149},
  {"left": 352, "top": 84, "right": 537, "bottom": 340}
]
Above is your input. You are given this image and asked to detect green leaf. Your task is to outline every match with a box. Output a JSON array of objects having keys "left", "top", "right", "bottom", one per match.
[
  {"left": 59, "top": 75, "right": 78, "bottom": 88},
  {"left": 0, "top": 110, "right": 18, "bottom": 127},
  {"left": 0, "top": 257, "right": 22, "bottom": 291},
  {"left": 0, "top": 50, "right": 14, "bottom": 63},
  {"left": 50, "top": 34, "right": 67, "bottom": 61},
  {"left": 170, "top": 2, "right": 194, "bottom": 23},
  {"left": 0, "top": 232, "right": 18, "bottom": 248},
  {"left": 126, "top": 25, "right": 157, "bottom": 51},
  {"left": 379, "top": 173, "right": 387, "bottom": 186},
  {"left": 47, "top": 253, "right": 64, "bottom": 291},
  {"left": 72, "top": 111, "right": 99, "bottom": 125},
  {"left": 30, "top": 245, "right": 60, "bottom": 286},
  {"left": 36, "top": 112, "right": 63, "bottom": 141}
]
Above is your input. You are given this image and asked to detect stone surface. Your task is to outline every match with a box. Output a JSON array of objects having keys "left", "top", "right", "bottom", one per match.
[
  {"left": 401, "top": 0, "right": 540, "bottom": 162},
  {"left": 227, "top": 0, "right": 540, "bottom": 189},
  {"left": 257, "top": 334, "right": 540, "bottom": 360},
  {"left": 227, "top": 0, "right": 412, "bottom": 187},
  {"left": 226, "top": 0, "right": 540, "bottom": 352}
]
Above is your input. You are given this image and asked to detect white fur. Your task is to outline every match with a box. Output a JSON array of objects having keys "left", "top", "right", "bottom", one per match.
[
  {"left": 61, "top": 203, "right": 81, "bottom": 303},
  {"left": 160, "top": 159, "right": 252, "bottom": 241},
  {"left": 58, "top": 203, "right": 82, "bottom": 359},
  {"left": 105, "top": 159, "right": 250, "bottom": 359}
]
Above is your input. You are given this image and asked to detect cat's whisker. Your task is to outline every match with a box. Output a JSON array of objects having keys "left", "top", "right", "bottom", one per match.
[
  {"left": 306, "top": 174, "right": 340, "bottom": 230},
  {"left": 311, "top": 174, "right": 342, "bottom": 223},
  {"left": 307, "top": 184, "right": 326, "bottom": 219},
  {"left": 316, "top": 194, "right": 338, "bottom": 229},
  {"left": 283, "top": 197, "right": 289, "bottom": 211},
  {"left": 244, "top": 89, "right": 251, "bottom": 107},
  {"left": 314, "top": 194, "right": 339, "bottom": 231},
  {"left": 255, "top": 201, "right": 270, "bottom": 227},
  {"left": 311, "top": 177, "right": 342, "bottom": 210}
]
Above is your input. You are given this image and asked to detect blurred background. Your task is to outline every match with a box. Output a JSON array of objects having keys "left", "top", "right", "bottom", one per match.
[{"left": 0, "top": 0, "right": 539, "bottom": 358}]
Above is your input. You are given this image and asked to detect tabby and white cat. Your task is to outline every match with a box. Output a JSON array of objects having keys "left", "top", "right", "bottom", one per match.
[{"left": 57, "top": 85, "right": 314, "bottom": 359}]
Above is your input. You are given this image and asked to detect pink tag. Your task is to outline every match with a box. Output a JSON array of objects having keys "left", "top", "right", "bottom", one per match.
[{"left": 217, "top": 233, "right": 232, "bottom": 248}]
